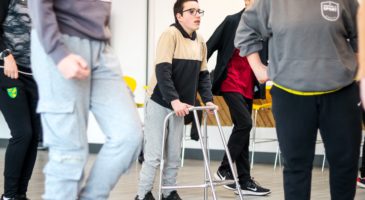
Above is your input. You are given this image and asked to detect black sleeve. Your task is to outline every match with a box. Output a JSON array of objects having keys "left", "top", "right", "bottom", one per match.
[
  {"left": 259, "top": 40, "right": 269, "bottom": 65},
  {"left": 155, "top": 62, "right": 180, "bottom": 103},
  {"left": 234, "top": 0, "right": 271, "bottom": 57},
  {"left": 206, "top": 16, "right": 228, "bottom": 60},
  {"left": 198, "top": 70, "right": 213, "bottom": 103},
  {"left": 0, "top": 0, "right": 10, "bottom": 52}
]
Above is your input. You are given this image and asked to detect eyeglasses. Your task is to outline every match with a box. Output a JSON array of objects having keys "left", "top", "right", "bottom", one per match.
[{"left": 182, "top": 8, "right": 205, "bottom": 16}]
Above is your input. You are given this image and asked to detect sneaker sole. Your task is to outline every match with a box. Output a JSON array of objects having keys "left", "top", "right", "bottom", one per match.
[
  {"left": 234, "top": 190, "right": 271, "bottom": 196},
  {"left": 358, "top": 181, "right": 365, "bottom": 188}
]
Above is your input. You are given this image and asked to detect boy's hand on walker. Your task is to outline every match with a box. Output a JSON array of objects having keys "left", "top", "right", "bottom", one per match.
[
  {"left": 205, "top": 102, "right": 218, "bottom": 114},
  {"left": 171, "top": 99, "right": 191, "bottom": 117}
]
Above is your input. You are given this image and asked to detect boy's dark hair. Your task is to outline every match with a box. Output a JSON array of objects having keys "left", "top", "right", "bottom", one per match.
[{"left": 173, "top": 0, "right": 198, "bottom": 23}]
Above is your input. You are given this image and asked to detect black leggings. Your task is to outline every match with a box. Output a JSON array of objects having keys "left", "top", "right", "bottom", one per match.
[
  {"left": 0, "top": 67, "right": 40, "bottom": 197},
  {"left": 271, "top": 83, "right": 362, "bottom": 200}
]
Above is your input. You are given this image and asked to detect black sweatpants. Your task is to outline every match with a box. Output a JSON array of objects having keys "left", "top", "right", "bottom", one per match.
[
  {"left": 271, "top": 83, "right": 362, "bottom": 200},
  {"left": 220, "top": 92, "right": 252, "bottom": 183},
  {"left": 0, "top": 67, "right": 40, "bottom": 197}
]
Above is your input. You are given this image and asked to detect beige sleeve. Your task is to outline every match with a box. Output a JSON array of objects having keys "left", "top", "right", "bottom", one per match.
[{"left": 155, "top": 29, "right": 176, "bottom": 65}]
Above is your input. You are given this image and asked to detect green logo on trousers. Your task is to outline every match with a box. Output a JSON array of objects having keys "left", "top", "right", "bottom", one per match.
[{"left": 7, "top": 87, "right": 17, "bottom": 99}]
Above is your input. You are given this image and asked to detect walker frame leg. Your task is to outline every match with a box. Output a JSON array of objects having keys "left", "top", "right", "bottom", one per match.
[{"left": 157, "top": 106, "right": 244, "bottom": 200}]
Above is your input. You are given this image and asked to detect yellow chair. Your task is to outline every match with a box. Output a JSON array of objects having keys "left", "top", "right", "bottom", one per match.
[
  {"left": 250, "top": 85, "right": 281, "bottom": 170},
  {"left": 123, "top": 75, "right": 144, "bottom": 108},
  {"left": 123, "top": 75, "right": 137, "bottom": 93}
]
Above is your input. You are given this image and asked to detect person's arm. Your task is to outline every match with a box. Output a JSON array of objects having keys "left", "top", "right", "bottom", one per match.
[
  {"left": 206, "top": 16, "right": 228, "bottom": 60},
  {"left": 357, "top": 1, "right": 365, "bottom": 109},
  {"left": 28, "top": 0, "right": 69, "bottom": 64},
  {"left": 155, "top": 30, "right": 179, "bottom": 103},
  {"left": 28, "top": 0, "right": 89, "bottom": 79},
  {"left": 0, "top": 0, "right": 10, "bottom": 53},
  {"left": 198, "top": 42, "right": 214, "bottom": 103},
  {"left": 247, "top": 52, "right": 268, "bottom": 83},
  {"left": 0, "top": 0, "right": 19, "bottom": 79},
  {"left": 198, "top": 42, "right": 218, "bottom": 113},
  {"left": 155, "top": 29, "right": 190, "bottom": 116},
  {"left": 357, "top": 1, "right": 365, "bottom": 78},
  {"left": 234, "top": 0, "right": 271, "bottom": 83},
  {"left": 347, "top": 0, "right": 359, "bottom": 54}
]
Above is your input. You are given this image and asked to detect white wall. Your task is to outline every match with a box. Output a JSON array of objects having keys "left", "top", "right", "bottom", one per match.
[
  {"left": 0, "top": 0, "right": 148, "bottom": 143},
  {"left": 0, "top": 114, "right": 10, "bottom": 138},
  {"left": 88, "top": 0, "right": 148, "bottom": 143},
  {"left": 145, "top": 0, "right": 321, "bottom": 155},
  {"left": 110, "top": 0, "right": 147, "bottom": 104},
  {"left": 0, "top": 1, "right": 332, "bottom": 155},
  {"left": 0, "top": 0, "right": 323, "bottom": 154},
  {"left": 0, "top": 0, "right": 245, "bottom": 141},
  {"left": 147, "top": 0, "right": 244, "bottom": 76}
]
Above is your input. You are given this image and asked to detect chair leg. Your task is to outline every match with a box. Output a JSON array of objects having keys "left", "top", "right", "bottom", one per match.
[
  {"left": 321, "top": 153, "right": 326, "bottom": 172},
  {"left": 274, "top": 145, "right": 280, "bottom": 171},
  {"left": 278, "top": 148, "right": 282, "bottom": 169},
  {"left": 250, "top": 109, "right": 258, "bottom": 169},
  {"left": 181, "top": 125, "right": 186, "bottom": 167}
]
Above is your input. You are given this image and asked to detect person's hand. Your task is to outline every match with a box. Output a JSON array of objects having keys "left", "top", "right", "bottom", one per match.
[
  {"left": 360, "top": 78, "right": 365, "bottom": 110},
  {"left": 252, "top": 64, "right": 269, "bottom": 84},
  {"left": 247, "top": 52, "right": 269, "bottom": 84},
  {"left": 57, "top": 54, "right": 90, "bottom": 80},
  {"left": 4, "top": 54, "right": 19, "bottom": 79},
  {"left": 171, "top": 99, "right": 191, "bottom": 117},
  {"left": 205, "top": 101, "right": 218, "bottom": 114}
]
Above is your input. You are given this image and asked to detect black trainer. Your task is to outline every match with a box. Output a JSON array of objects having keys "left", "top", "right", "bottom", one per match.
[
  {"left": 134, "top": 191, "right": 155, "bottom": 200},
  {"left": 1, "top": 195, "right": 16, "bottom": 200},
  {"left": 214, "top": 167, "right": 234, "bottom": 181},
  {"left": 214, "top": 167, "right": 238, "bottom": 191},
  {"left": 232, "top": 178, "right": 271, "bottom": 196},
  {"left": 162, "top": 191, "right": 182, "bottom": 200}
]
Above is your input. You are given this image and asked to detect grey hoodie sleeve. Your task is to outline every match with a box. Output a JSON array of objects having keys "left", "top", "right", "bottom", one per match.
[
  {"left": 345, "top": 0, "right": 359, "bottom": 52},
  {"left": 234, "top": 0, "right": 271, "bottom": 57},
  {"left": 28, "top": 0, "right": 69, "bottom": 64}
]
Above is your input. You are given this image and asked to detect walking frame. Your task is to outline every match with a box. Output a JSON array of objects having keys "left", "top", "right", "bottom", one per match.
[{"left": 158, "top": 106, "right": 244, "bottom": 200}]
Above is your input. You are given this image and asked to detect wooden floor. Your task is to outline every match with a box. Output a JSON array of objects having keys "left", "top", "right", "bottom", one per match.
[{"left": 0, "top": 149, "right": 364, "bottom": 200}]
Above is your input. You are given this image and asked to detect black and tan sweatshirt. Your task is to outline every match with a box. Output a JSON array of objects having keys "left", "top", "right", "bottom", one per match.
[{"left": 149, "top": 23, "right": 213, "bottom": 109}]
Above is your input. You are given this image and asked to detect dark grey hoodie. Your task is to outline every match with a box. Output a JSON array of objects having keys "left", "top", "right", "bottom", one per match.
[
  {"left": 235, "top": 0, "right": 358, "bottom": 92},
  {"left": 28, "top": 0, "right": 112, "bottom": 64}
]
